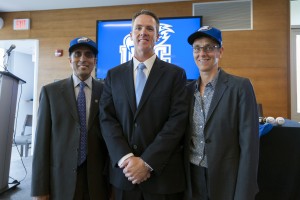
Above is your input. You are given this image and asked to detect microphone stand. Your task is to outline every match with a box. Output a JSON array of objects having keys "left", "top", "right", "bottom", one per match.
[{"left": 2, "top": 52, "right": 11, "bottom": 72}]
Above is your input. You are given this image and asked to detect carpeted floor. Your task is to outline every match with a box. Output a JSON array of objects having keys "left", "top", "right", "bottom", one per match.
[{"left": 0, "top": 146, "right": 32, "bottom": 200}]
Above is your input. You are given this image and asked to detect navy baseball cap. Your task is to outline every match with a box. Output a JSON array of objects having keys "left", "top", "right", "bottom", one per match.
[
  {"left": 188, "top": 26, "right": 222, "bottom": 46},
  {"left": 69, "top": 36, "right": 98, "bottom": 55}
]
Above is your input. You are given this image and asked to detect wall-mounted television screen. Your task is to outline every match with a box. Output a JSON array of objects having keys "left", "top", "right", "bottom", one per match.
[{"left": 96, "top": 16, "right": 202, "bottom": 80}]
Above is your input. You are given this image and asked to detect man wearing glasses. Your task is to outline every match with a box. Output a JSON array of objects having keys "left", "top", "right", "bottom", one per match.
[{"left": 184, "top": 26, "right": 259, "bottom": 200}]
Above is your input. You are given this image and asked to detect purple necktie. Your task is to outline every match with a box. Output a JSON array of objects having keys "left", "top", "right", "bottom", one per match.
[{"left": 77, "top": 81, "right": 87, "bottom": 166}]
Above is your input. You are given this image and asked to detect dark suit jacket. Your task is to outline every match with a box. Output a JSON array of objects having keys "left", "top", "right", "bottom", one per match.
[
  {"left": 31, "top": 77, "right": 109, "bottom": 199},
  {"left": 184, "top": 69, "right": 259, "bottom": 200},
  {"left": 100, "top": 57, "right": 188, "bottom": 194}
]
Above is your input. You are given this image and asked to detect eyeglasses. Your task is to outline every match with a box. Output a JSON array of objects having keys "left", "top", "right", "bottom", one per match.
[{"left": 192, "top": 45, "right": 220, "bottom": 53}]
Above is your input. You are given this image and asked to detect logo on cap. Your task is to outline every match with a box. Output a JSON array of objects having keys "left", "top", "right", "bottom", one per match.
[
  {"left": 198, "top": 26, "right": 212, "bottom": 31},
  {"left": 77, "top": 37, "right": 91, "bottom": 43}
]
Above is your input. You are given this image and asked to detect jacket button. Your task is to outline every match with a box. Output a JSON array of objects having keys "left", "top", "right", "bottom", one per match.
[
  {"left": 73, "top": 168, "right": 77, "bottom": 173},
  {"left": 134, "top": 123, "right": 138, "bottom": 127},
  {"left": 133, "top": 145, "right": 138, "bottom": 149}
]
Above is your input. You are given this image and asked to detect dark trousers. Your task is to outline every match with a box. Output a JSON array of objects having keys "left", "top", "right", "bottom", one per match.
[
  {"left": 74, "top": 161, "right": 90, "bottom": 200},
  {"left": 113, "top": 185, "right": 183, "bottom": 200},
  {"left": 190, "top": 163, "right": 210, "bottom": 200}
]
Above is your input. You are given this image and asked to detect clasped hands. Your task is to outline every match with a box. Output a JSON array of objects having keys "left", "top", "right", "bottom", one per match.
[{"left": 120, "top": 156, "right": 151, "bottom": 184}]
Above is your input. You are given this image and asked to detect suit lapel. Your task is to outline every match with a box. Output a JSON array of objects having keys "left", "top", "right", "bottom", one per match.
[
  {"left": 60, "top": 77, "right": 79, "bottom": 123},
  {"left": 206, "top": 69, "right": 228, "bottom": 124},
  {"left": 187, "top": 81, "right": 197, "bottom": 126},
  {"left": 88, "top": 79, "right": 101, "bottom": 131},
  {"left": 122, "top": 61, "right": 137, "bottom": 114},
  {"left": 135, "top": 58, "right": 165, "bottom": 116},
  {"left": 187, "top": 81, "right": 197, "bottom": 143},
  {"left": 122, "top": 58, "right": 165, "bottom": 117}
]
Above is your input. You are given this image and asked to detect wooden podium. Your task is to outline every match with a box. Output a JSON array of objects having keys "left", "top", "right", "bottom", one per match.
[{"left": 0, "top": 71, "right": 25, "bottom": 194}]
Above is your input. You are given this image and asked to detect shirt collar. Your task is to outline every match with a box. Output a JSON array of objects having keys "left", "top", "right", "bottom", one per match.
[
  {"left": 195, "top": 68, "right": 220, "bottom": 91},
  {"left": 133, "top": 54, "right": 156, "bottom": 71},
  {"left": 72, "top": 74, "right": 92, "bottom": 89}
]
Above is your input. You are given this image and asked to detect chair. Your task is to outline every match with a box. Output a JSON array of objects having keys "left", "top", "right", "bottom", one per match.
[{"left": 14, "top": 114, "right": 32, "bottom": 157}]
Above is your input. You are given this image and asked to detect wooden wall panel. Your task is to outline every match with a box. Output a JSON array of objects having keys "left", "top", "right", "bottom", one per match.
[
  {"left": 224, "top": 67, "right": 288, "bottom": 117},
  {"left": 0, "top": 0, "right": 290, "bottom": 118}
]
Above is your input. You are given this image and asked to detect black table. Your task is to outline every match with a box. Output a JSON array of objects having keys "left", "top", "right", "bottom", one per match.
[{"left": 256, "top": 119, "right": 300, "bottom": 200}]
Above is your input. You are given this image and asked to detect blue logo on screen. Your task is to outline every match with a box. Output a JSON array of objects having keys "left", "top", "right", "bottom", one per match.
[
  {"left": 120, "top": 23, "right": 175, "bottom": 63},
  {"left": 97, "top": 17, "right": 201, "bottom": 80}
]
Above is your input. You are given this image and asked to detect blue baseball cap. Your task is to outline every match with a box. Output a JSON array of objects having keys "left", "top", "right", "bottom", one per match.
[
  {"left": 69, "top": 36, "right": 98, "bottom": 55},
  {"left": 188, "top": 26, "right": 222, "bottom": 46}
]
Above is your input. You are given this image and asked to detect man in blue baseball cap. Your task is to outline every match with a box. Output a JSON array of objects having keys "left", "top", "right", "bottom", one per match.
[
  {"left": 69, "top": 36, "right": 98, "bottom": 56},
  {"left": 184, "top": 26, "right": 259, "bottom": 200},
  {"left": 32, "top": 36, "right": 110, "bottom": 199}
]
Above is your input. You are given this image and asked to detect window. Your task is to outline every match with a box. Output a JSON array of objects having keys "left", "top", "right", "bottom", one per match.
[
  {"left": 0, "top": 48, "right": 5, "bottom": 71},
  {"left": 296, "top": 35, "right": 300, "bottom": 113},
  {"left": 291, "top": 28, "right": 300, "bottom": 121}
]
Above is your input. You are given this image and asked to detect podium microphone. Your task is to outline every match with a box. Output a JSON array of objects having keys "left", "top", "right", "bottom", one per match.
[
  {"left": 6, "top": 44, "right": 16, "bottom": 55},
  {"left": 2, "top": 44, "right": 16, "bottom": 71}
]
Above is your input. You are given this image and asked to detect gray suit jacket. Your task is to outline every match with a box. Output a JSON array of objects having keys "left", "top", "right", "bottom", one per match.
[
  {"left": 100, "top": 58, "right": 188, "bottom": 194},
  {"left": 31, "top": 76, "right": 109, "bottom": 199},
  {"left": 184, "top": 69, "right": 259, "bottom": 200}
]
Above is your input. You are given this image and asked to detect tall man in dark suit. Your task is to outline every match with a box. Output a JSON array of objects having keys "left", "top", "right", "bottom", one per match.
[
  {"left": 184, "top": 26, "right": 259, "bottom": 200},
  {"left": 100, "top": 10, "right": 188, "bottom": 200},
  {"left": 31, "top": 37, "right": 109, "bottom": 200}
]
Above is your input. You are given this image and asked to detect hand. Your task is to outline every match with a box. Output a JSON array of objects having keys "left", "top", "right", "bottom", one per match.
[{"left": 122, "top": 157, "right": 151, "bottom": 184}]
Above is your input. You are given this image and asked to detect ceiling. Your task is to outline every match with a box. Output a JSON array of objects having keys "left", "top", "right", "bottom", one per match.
[
  {"left": 0, "top": 0, "right": 296, "bottom": 13},
  {"left": 0, "top": 0, "right": 188, "bottom": 12}
]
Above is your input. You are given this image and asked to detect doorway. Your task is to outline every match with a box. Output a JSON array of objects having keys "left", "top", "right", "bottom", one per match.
[{"left": 0, "top": 39, "right": 39, "bottom": 156}]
